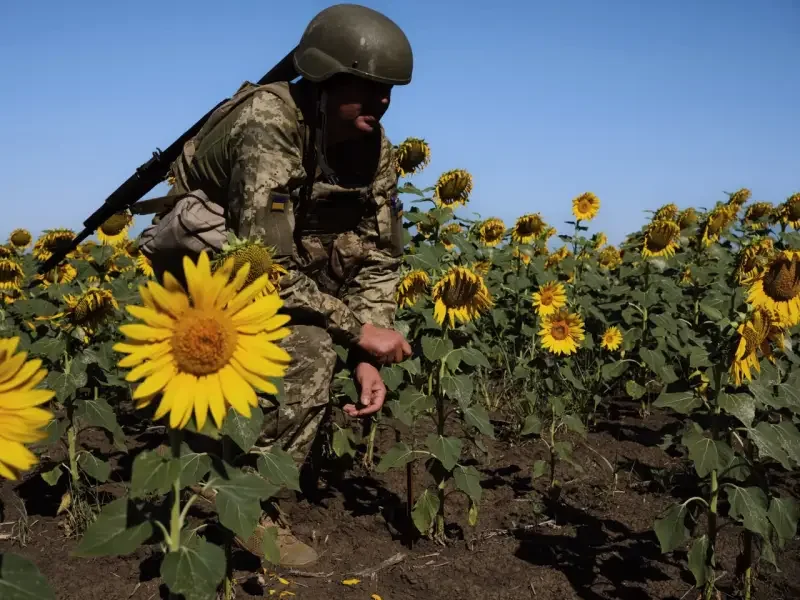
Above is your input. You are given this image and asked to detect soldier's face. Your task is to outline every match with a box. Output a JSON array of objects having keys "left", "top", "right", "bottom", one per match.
[{"left": 325, "top": 76, "right": 392, "bottom": 137}]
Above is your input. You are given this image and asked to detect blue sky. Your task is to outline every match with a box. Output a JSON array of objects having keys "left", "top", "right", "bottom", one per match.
[{"left": 0, "top": 0, "right": 797, "bottom": 246}]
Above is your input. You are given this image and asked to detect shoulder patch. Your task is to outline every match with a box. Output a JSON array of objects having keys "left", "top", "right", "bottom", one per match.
[
  {"left": 390, "top": 193, "right": 403, "bottom": 217},
  {"left": 268, "top": 192, "right": 290, "bottom": 213}
]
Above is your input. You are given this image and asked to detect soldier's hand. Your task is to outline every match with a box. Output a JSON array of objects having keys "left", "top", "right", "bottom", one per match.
[
  {"left": 344, "top": 362, "right": 386, "bottom": 417},
  {"left": 357, "top": 323, "right": 412, "bottom": 364}
]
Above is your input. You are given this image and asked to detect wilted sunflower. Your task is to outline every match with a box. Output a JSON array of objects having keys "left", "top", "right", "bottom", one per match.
[
  {"left": 598, "top": 246, "right": 622, "bottom": 270},
  {"left": 440, "top": 223, "right": 462, "bottom": 251},
  {"left": 532, "top": 281, "right": 567, "bottom": 317},
  {"left": 743, "top": 202, "right": 774, "bottom": 230},
  {"left": 727, "top": 188, "right": 752, "bottom": 209},
  {"left": 431, "top": 266, "right": 493, "bottom": 328},
  {"left": 571, "top": 192, "right": 600, "bottom": 222},
  {"left": 677, "top": 208, "right": 698, "bottom": 230},
  {"left": 747, "top": 250, "right": 800, "bottom": 328},
  {"left": 76, "top": 240, "right": 99, "bottom": 262},
  {"left": 61, "top": 287, "right": 119, "bottom": 335},
  {"left": 653, "top": 203, "right": 679, "bottom": 222},
  {"left": 394, "top": 137, "right": 431, "bottom": 177},
  {"left": 545, "top": 246, "right": 572, "bottom": 270},
  {"left": 0, "top": 260, "right": 24, "bottom": 292},
  {"left": 396, "top": 270, "right": 430, "bottom": 309},
  {"left": 0, "top": 337, "right": 55, "bottom": 480},
  {"left": 538, "top": 309, "right": 585, "bottom": 356},
  {"left": 433, "top": 169, "right": 473, "bottom": 209},
  {"left": 729, "top": 307, "right": 772, "bottom": 386},
  {"left": 114, "top": 252, "right": 292, "bottom": 430},
  {"left": 775, "top": 193, "right": 800, "bottom": 229},
  {"left": 477, "top": 218, "right": 506, "bottom": 247},
  {"left": 215, "top": 237, "right": 287, "bottom": 295},
  {"left": 416, "top": 214, "right": 438, "bottom": 239},
  {"left": 735, "top": 238, "right": 773, "bottom": 285},
  {"left": 699, "top": 205, "right": 736, "bottom": 247},
  {"left": 641, "top": 220, "right": 680, "bottom": 259},
  {"left": 32, "top": 228, "right": 76, "bottom": 262},
  {"left": 98, "top": 211, "right": 133, "bottom": 246},
  {"left": 8, "top": 229, "right": 32, "bottom": 250},
  {"left": 35, "top": 263, "right": 77, "bottom": 287},
  {"left": 600, "top": 326, "right": 623, "bottom": 351},
  {"left": 512, "top": 247, "right": 532, "bottom": 265},
  {"left": 511, "top": 214, "right": 547, "bottom": 244},
  {"left": 0, "top": 246, "right": 14, "bottom": 260},
  {"left": 472, "top": 259, "right": 491, "bottom": 276},
  {"left": 592, "top": 232, "right": 608, "bottom": 250}
]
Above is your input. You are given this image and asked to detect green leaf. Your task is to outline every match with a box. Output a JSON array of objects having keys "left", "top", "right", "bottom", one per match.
[
  {"left": 421, "top": 336, "right": 453, "bottom": 362},
  {"left": 398, "top": 386, "right": 434, "bottom": 415},
  {"left": 532, "top": 460, "right": 547, "bottom": 480},
  {"left": 74, "top": 396, "right": 126, "bottom": 452},
  {"left": 256, "top": 448, "right": 301, "bottom": 492},
  {"left": 160, "top": 537, "right": 226, "bottom": 600},
  {"left": 73, "top": 498, "right": 153, "bottom": 557},
  {"left": 601, "top": 361, "right": 628, "bottom": 381},
  {"left": 453, "top": 466, "right": 482, "bottom": 503},
  {"left": 441, "top": 373, "right": 473, "bottom": 403},
  {"left": 563, "top": 414, "right": 586, "bottom": 437},
  {"left": 77, "top": 452, "right": 111, "bottom": 483},
  {"left": 425, "top": 434, "right": 462, "bottom": 471},
  {"left": 654, "top": 503, "right": 689, "bottom": 553},
  {"left": 649, "top": 313, "right": 677, "bottom": 335},
  {"left": 0, "top": 553, "right": 55, "bottom": 600},
  {"left": 768, "top": 496, "right": 799, "bottom": 545},
  {"left": 178, "top": 451, "right": 212, "bottom": 489},
  {"left": 40, "top": 465, "right": 62, "bottom": 486},
  {"left": 375, "top": 442, "right": 417, "bottom": 473},
  {"left": 699, "top": 301, "right": 723, "bottom": 321},
  {"left": 14, "top": 299, "right": 58, "bottom": 319},
  {"left": 459, "top": 348, "right": 490, "bottom": 369},
  {"left": 220, "top": 406, "right": 264, "bottom": 452},
  {"left": 411, "top": 489, "right": 440, "bottom": 535},
  {"left": 521, "top": 414, "right": 542, "bottom": 436},
  {"left": 727, "top": 486, "right": 771, "bottom": 537},
  {"left": 653, "top": 390, "right": 702, "bottom": 414},
  {"left": 463, "top": 404, "right": 495, "bottom": 439},
  {"left": 130, "top": 450, "right": 180, "bottom": 498},
  {"left": 29, "top": 336, "right": 66, "bottom": 362},
  {"left": 687, "top": 535, "right": 711, "bottom": 587},
  {"left": 639, "top": 347, "right": 665, "bottom": 375},
  {"left": 331, "top": 425, "right": 357, "bottom": 458},
  {"left": 405, "top": 244, "right": 447, "bottom": 272},
  {"left": 262, "top": 526, "right": 281, "bottom": 565},
  {"left": 719, "top": 393, "right": 755, "bottom": 428},
  {"left": 749, "top": 422, "right": 795, "bottom": 470},
  {"left": 625, "top": 380, "right": 647, "bottom": 400},
  {"left": 559, "top": 364, "right": 585, "bottom": 391},
  {"left": 689, "top": 347, "right": 712, "bottom": 368},
  {"left": 210, "top": 466, "right": 279, "bottom": 540},
  {"left": 382, "top": 366, "right": 405, "bottom": 391},
  {"left": 682, "top": 430, "right": 734, "bottom": 478}
]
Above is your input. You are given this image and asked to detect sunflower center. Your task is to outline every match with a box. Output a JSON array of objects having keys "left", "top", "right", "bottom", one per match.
[
  {"left": 100, "top": 214, "right": 129, "bottom": 235},
  {"left": 645, "top": 228, "right": 672, "bottom": 252},
  {"left": 442, "top": 277, "right": 480, "bottom": 307},
  {"left": 550, "top": 323, "right": 569, "bottom": 340},
  {"left": 0, "top": 261, "right": 22, "bottom": 284},
  {"left": 539, "top": 290, "right": 555, "bottom": 306},
  {"left": 232, "top": 246, "right": 273, "bottom": 287},
  {"left": 789, "top": 201, "right": 800, "bottom": 220},
  {"left": 439, "top": 175, "right": 469, "bottom": 200},
  {"left": 10, "top": 231, "right": 31, "bottom": 246},
  {"left": 577, "top": 200, "right": 592, "bottom": 214},
  {"left": 171, "top": 309, "right": 238, "bottom": 375},
  {"left": 763, "top": 257, "right": 800, "bottom": 301}
]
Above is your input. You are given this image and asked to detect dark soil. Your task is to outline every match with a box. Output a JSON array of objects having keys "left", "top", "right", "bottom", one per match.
[{"left": 2, "top": 398, "right": 798, "bottom": 600}]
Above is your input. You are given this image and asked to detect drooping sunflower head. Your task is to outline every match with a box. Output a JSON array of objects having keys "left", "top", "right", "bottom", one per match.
[
  {"left": 472, "top": 259, "right": 492, "bottom": 276},
  {"left": 777, "top": 193, "right": 800, "bottom": 229},
  {"left": 433, "top": 169, "right": 473, "bottom": 209},
  {"left": 0, "top": 259, "right": 24, "bottom": 292},
  {"left": 727, "top": 188, "right": 752, "bottom": 209},
  {"left": 747, "top": 250, "right": 800, "bottom": 328},
  {"left": 396, "top": 269, "right": 430, "bottom": 309},
  {"left": 700, "top": 205, "right": 736, "bottom": 247},
  {"left": 538, "top": 309, "right": 585, "bottom": 356},
  {"left": 743, "top": 202, "right": 774, "bottom": 229},
  {"left": 76, "top": 240, "right": 99, "bottom": 262},
  {"left": 8, "top": 229, "right": 32, "bottom": 250},
  {"left": 545, "top": 245, "right": 572, "bottom": 270},
  {"left": 439, "top": 223, "right": 462, "bottom": 250},
  {"left": 653, "top": 203, "right": 679, "bottom": 222},
  {"left": 477, "top": 218, "right": 506, "bottom": 247},
  {"left": 98, "top": 211, "right": 133, "bottom": 246},
  {"left": 216, "top": 237, "right": 287, "bottom": 295},
  {"left": 511, "top": 214, "right": 547, "bottom": 244},
  {"left": 136, "top": 254, "right": 155, "bottom": 278},
  {"left": 531, "top": 281, "right": 567, "bottom": 317},
  {"left": 431, "top": 266, "right": 493, "bottom": 328},
  {"left": 394, "top": 137, "right": 431, "bottom": 177},
  {"left": 35, "top": 263, "right": 77, "bottom": 287},
  {"left": 730, "top": 307, "right": 772, "bottom": 386},
  {"left": 0, "top": 246, "right": 15, "bottom": 260},
  {"left": 63, "top": 287, "right": 119, "bottom": 335},
  {"left": 600, "top": 326, "right": 624, "bottom": 351},
  {"left": 571, "top": 192, "right": 600, "bottom": 222},
  {"left": 735, "top": 237, "right": 774, "bottom": 285},
  {"left": 592, "top": 232, "right": 608, "bottom": 250},
  {"left": 677, "top": 208, "right": 698, "bottom": 230},
  {"left": 641, "top": 220, "right": 680, "bottom": 259},
  {"left": 32, "top": 228, "right": 76, "bottom": 262},
  {"left": 416, "top": 213, "right": 438, "bottom": 239},
  {"left": 512, "top": 247, "right": 532, "bottom": 265},
  {"left": 597, "top": 245, "right": 622, "bottom": 270}
]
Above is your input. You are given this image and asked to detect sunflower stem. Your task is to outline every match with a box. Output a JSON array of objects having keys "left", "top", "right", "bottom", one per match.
[
  {"left": 167, "top": 429, "right": 183, "bottom": 553},
  {"left": 67, "top": 424, "right": 80, "bottom": 488}
]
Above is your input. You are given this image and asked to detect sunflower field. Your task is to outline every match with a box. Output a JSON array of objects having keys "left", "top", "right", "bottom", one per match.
[{"left": 0, "top": 137, "right": 799, "bottom": 600}]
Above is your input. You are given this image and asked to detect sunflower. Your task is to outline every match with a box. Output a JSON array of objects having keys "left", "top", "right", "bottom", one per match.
[
  {"left": 545, "top": 246, "right": 572, "bottom": 270},
  {"left": 531, "top": 281, "right": 567, "bottom": 317},
  {"left": 600, "top": 326, "right": 623, "bottom": 351},
  {"left": 439, "top": 223, "right": 462, "bottom": 251},
  {"left": 571, "top": 192, "right": 600, "bottom": 222},
  {"left": 98, "top": 211, "right": 133, "bottom": 246},
  {"left": 8, "top": 229, "right": 32, "bottom": 250},
  {"left": 472, "top": 259, "right": 491, "bottom": 276},
  {"left": 641, "top": 220, "right": 680, "bottom": 259},
  {"left": 396, "top": 270, "right": 430, "bottom": 309},
  {"left": 0, "top": 337, "right": 56, "bottom": 480},
  {"left": 699, "top": 205, "right": 736, "bottom": 247},
  {"left": 1, "top": 289, "right": 22, "bottom": 305},
  {"left": 0, "top": 246, "right": 14, "bottom": 260},
  {"left": 653, "top": 203, "right": 679, "bottom": 222},
  {"left": 729, "top": 307, "right": 772, "bottom": 386},
  {"left": 727, "top": 188, "right": 752, "bottom": 209},
  {"left": 776, "top": 193, "right": 800, "bottom": 229},
  {"left": 541, "top": 227, "right": 557, "bottom": 242},
  {"left": 689, "top": 369, "right": 710, "bottom": 397},
  {"left": 416, "top": 214, "right": 438, "bottom": 239},
  {"left": 433, "top": 169, "right": 473, "bottom": 209},
  {"left": 677, "top": 208, "right": 698, "bottom": 230},
  {"left": 136, "top": 254, "right": 155, "bottom": 278},
  {"left": 747, "top": 250, "right": 800, "bottom": 328},
  {"left": 735, "top": 237, "right": 773, "bottom": 285},
  {"left": 35, "top": 263, "right": 77, "bottom": 287},
  {"left": 76, "top": 241, "right": 99, "bottom": 262},
  {"left": 679, "top": 266, "right": 693, "bottom": 286},
  {"left": 394, "top": 137, "right": 431, "bottom": 177},
  {"left": 592, "top": 232, "right": 608, "bottom": 250},
  {"left": 431, "top": 266, "right": 493, "bottom": 328},
  {"left": 32, "top": 228, "right": 76, "bottom": 262},
  {"left": 0, "top": 260, "right": 24, "bottom": 292},
  {"left": 511, "top": 214, "right": 547, "bottom": 244},
  {"left": 113, "top": 252, "right": 292, "bottom": 430},
  {"left": 743, "top": 202, "right": 774, "bottom": 230},
  {"left": 477, "top": 218, "right": 506, "bottom": 247},
  {"left": 215, "top": 237, "right": 287, "bottom": 295},
  {"left": 512, "top": 247, "right": 532, "bottom": 265},
  {"left": 538, "top": 309, "right": 585, "bottom": 356},
  {"left": 598, "top": 246, "right": 622, "bottom": 270},
  {"left": 61, "top": 287, "right": 119, "bottom": 335}
]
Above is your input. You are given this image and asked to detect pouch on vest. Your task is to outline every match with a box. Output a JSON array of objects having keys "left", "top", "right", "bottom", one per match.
[{"left": 376, "top": 193, "right": 405, "bottom": 258}]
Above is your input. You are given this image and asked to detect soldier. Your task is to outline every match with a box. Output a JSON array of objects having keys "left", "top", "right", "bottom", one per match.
[{"left": 137, "top": 4, "right": 414, "bottom": 566}]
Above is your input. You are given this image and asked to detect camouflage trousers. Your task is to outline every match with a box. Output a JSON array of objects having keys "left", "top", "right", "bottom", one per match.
[{"left": 256, "top": 325, "right": 338, "bottom": 466}]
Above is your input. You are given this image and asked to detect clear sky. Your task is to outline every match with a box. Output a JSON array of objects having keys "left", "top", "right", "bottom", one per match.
[{"left": 0, "top": 0, "right": 797, "bottom": 246}]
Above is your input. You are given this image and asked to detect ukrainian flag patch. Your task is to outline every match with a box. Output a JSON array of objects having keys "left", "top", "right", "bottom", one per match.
[{"left": 269, "top": 192, "right": 289, "bottom": 213}]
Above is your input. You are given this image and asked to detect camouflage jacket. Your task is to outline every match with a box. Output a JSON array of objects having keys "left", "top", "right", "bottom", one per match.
[{"left": 168, "top": 80, "right": 403, "bottom": 347}]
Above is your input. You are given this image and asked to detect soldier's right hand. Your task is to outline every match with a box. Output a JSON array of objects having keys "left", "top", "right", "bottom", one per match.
[{"left": 357, "top": 323, "right": 412, "bottom": 364}]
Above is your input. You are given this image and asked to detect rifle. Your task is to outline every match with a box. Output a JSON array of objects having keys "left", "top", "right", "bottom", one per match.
[{"left": 38, "top": 49, "right": 299, "bottom": 275}]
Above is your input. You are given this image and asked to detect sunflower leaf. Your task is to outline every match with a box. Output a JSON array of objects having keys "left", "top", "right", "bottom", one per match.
[
  {"left": 130, "top": 450, "right": 181, "bottom": 498},
  {"left": 375, "top": 442, "right": 417, "bottom": 473},
  {"left": 425, "top": 434, "right": 462, "bottom": 471},
  {"left": 220, "top": 406, "right": 264, "bottom": 453},
  {"left": 256, "top": 448, "right": 301, "bottom": 492},
  {"left": 77, "top": 452, "right": 111, "bottom": 483},
  {"left": 411, "top": 489, "right": 440, "bottom": 535},
  {"left": 73, "top": 498, "right": 153, "bottom": 557},
  {"left": 74, "top": 395, "right": 126, "bottom": 452},
  {"left": 0, "top": 553, "right": 55, "bottom": 600},
  {"left": 160, "top": 536, "right": 226, "bottom": 600},
  {"left": 421, "top": 336, "right": 453, "bottom": 362}
]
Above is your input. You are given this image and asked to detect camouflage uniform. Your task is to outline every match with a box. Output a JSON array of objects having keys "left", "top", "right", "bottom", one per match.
[{"left": 166, "top": 79, "right": 404, "bottom": 465}]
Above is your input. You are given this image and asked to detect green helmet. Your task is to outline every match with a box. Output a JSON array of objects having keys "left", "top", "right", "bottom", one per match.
[{"left": 293, "top": 4, "right": 413, "bottom": 86}]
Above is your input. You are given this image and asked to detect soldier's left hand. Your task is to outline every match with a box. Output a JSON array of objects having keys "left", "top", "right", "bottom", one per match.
[{"left": 345, "top": 362, "right": 387, "bottom": 417}]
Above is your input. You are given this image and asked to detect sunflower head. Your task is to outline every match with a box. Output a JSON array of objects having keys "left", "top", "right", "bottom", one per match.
[
  {"left": 597, "top": 246, "right": 622, "bottom": 270},
  {"left": 472, "top": 259, "right": 491, "bottom": 276},
  {"left": 0, "top": 259, "right": 24, "bottom": 292},
  {"left": 512, "top": 247, "right": 532, "bottom": 265},
  {"left": 216, "top": 236, "right": 287, "bottom": 294},
  {"left": 394, "top": 137, "right": 431, "bottom": 177},
  {"left": 431, "top": 266, "right": 493, "bottom": 328},
  {"left": 700, "top": 205, "right": 736, "bottom": 247},
  {"left": 477, "top": 218, "right": 506, "bottom": 247},
  {"left": 642, "top": 220, "right": 680, "bottom": 259},
  {"left": 433, "top": 169, "right": 473, "bottom": 209},
  {"left": 600, "top": 326, "right": 623, "bottom": 351},
  {"left": 743, "top": 202, "right": 774, "bottom": 229},
  {"left": 538, "top": 309, "right": 585, "bottom": 356},
  {"left": 35, "top": 263, "right": 77, "bottom": 287},
  {"left": 777, "top": 193, "right": 800, "bottom": 229},
  {"left": 136, "top": 254, "right": 155, "bottom": 278},
  {"left": 439, "top": 223, "right": 462, "bottom": 250},
  {"left": 0, "top": 246, "right": 15, "bottom": 260},
  {"left": 8, "top": 229, "right": 32, "bottom": 250},
  {"left": 511, "top": 214, "right": 547, "bottom": 244},
  {"left": 592, "top": 232, "right": 608, "bottom": 250},
  {"left": 416, "top": 214, "right": 438, "bottom": 239},
  {"left": 730, "top": 307, "right": 772, "bottom": 386},
  {"left": 735, "top": 237, "right": 774, "bottom": 285},
  {"left": 653, "top": 203, "right": 679, "bottom": 222},
  {"left": 677, "top": 208, "right": 698, "bottom": 230},
  {"left": 33, "top": 228, "right": 76, "bottom": 262},
  {"left": 63, "top": 287, "right": 119, "bottom": 335},
  {"left": 98, "top": 211, "right": 133, "bottom": 246},
  {"left": 571, "top": 192, "right": 600, "bottom": 222},
  {"left": 396, "top": 270, "right": 430, "bottom": 309},
  {"left": 531, "top": 281, "right": 567, "bottom": 316},
  {"left": 545, "top": 246, "right": 572, "bottom": 270},
  {"left": 727, "top": 188, "right": 752, "bottom": 209}
]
